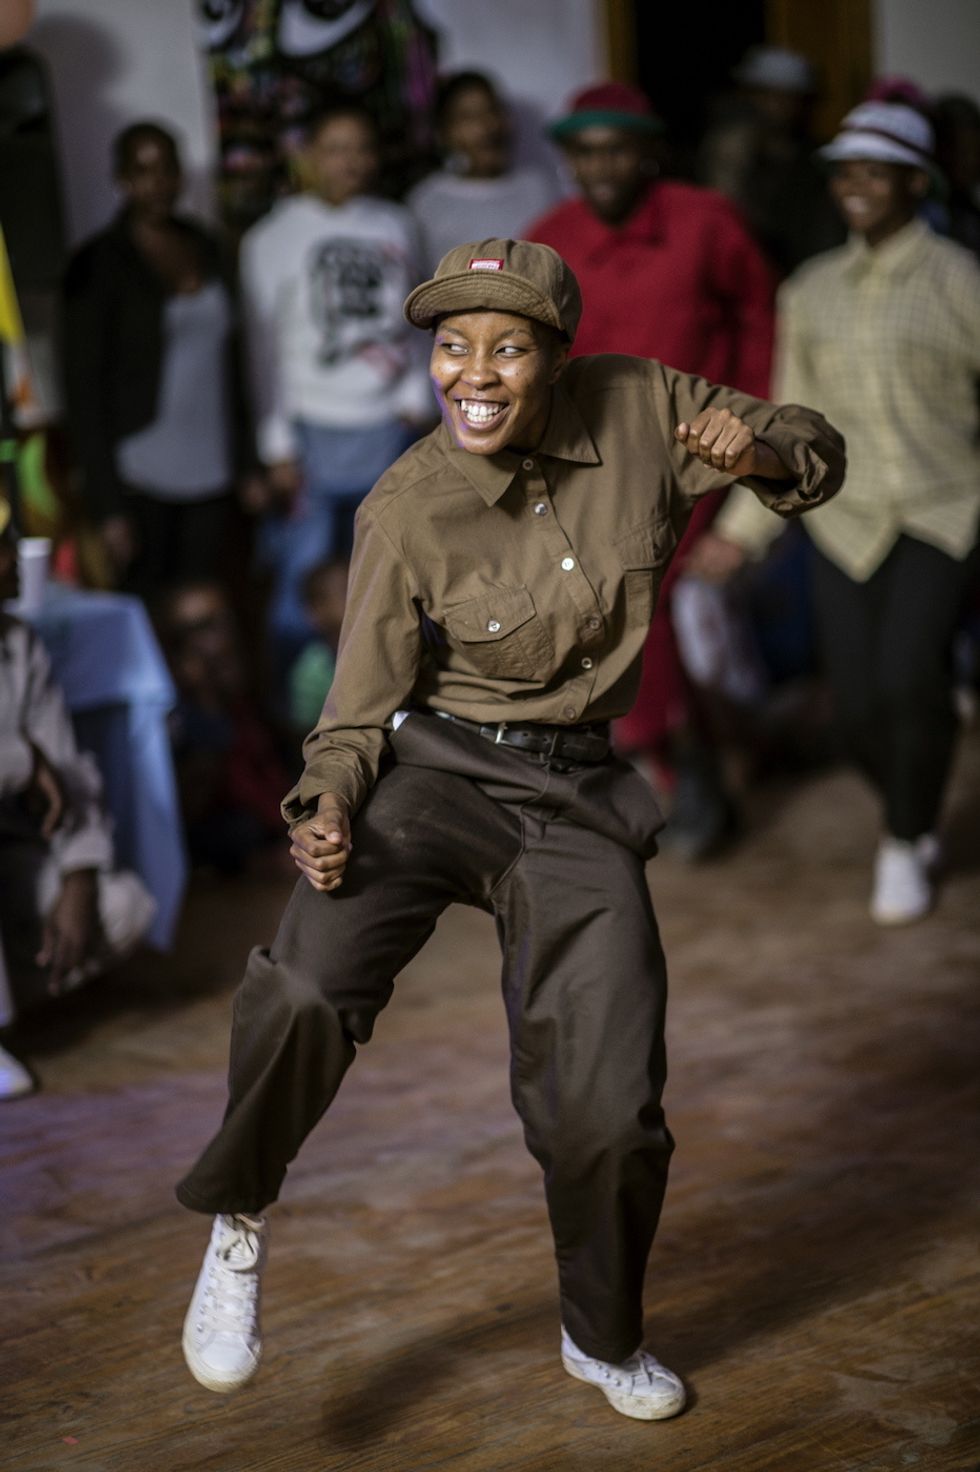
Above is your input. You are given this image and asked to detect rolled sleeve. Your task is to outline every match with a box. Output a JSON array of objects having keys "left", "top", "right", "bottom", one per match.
[
  {"left": 659, "top": 361, "right": 846, "bottom": 520},
  {"left": 745, "top": 407, "right": 846, "bottom": 513},
  {"left": 281, "top": 505, "right": 422, "bottom": 826}
]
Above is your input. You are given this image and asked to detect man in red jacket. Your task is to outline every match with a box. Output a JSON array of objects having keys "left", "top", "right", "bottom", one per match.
[{"left": 529, "top": 82, "right": 775, "bottom": 857}]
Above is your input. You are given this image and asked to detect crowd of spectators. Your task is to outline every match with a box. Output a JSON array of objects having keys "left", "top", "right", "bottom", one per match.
[{"left": 2, "top": 43, "right": 978, "bottom": 1097}]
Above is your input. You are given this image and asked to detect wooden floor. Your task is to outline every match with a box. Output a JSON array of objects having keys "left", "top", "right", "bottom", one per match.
[{"left": 4, "top": 736, "right": 980, "bottom": 1472}]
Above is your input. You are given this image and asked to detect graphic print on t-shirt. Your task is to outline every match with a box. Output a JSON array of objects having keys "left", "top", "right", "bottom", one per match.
[{"left": 308, "top": 236, "right": 407, "bottom": 372}]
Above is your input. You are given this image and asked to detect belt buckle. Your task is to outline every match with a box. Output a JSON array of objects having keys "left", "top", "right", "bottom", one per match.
[{"left": 493, "top": 722, "right": 509, "bottom": 745}]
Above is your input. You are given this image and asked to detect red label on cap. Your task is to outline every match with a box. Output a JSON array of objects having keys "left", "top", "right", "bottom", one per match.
[{"left": 468, "top": 257, "right": 504, "bottom": 271}]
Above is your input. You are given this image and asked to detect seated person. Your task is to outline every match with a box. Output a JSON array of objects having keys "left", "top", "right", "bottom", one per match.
[
  {"left": 154, "top": 581, "right": 292, "bottom": 875},
  {"left": 0, "top": 499, "right": 155, "bottom": 1100},
  {"left": 287, "top": 556, "right": 348, "bottom": 737}
]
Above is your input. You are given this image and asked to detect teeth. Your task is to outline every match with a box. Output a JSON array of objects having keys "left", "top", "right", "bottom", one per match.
[{"left": 459, "top": 400, "right": 505, "bottom": 424}]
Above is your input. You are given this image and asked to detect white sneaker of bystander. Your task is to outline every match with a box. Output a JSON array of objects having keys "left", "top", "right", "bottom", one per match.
[{"left": 871, "top": 836, "right": 934, "bottom": 925}]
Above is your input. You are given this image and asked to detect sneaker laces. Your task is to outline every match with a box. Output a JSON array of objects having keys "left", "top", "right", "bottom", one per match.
[
  {"left": 198, "top": 1221, "right": 262, "bottom": 1338},
  {"left": 593, "top": 1349, "right": 669, "bottom": 1392}
]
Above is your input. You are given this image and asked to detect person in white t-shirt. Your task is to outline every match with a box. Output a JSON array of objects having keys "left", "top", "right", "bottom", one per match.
[
  {"left": 407, "top": 71, "right": 561, "bottom": 276},
  {"left": 240, "top": 102, "right": 433, "bottom": 680}
]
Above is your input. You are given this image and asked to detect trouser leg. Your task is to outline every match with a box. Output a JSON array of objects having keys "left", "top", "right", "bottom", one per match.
[
  {"left": 874, "top": 537, "right": 980, "bottom": 839},
  {"left": 810, "top": 547, "right": 888, "bottom": 793},
  {"left": 176, "top": 761, "right": 522, "bottom": 1215},
  {"left": 0, "top": 839, "right": 48, "bottom": 1017},
  {"left": 493, "top": 807, "right": 672, "bottom": 1364},
  {"left": 811, "top": 538, "right": 979, "bottom": 838},
  {"left": 122, "top": 492, "right": 178, "bottom": 597},
  {"left": 174, "top": 493, "right": 233, "bottom": 583}
]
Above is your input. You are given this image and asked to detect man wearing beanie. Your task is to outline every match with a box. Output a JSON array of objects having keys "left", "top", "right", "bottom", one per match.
[
  {"left": 528, "top": 83, "right": 777, "bottom": 861},
  {"left": 177, "top": 238, "right": 844, "bottom": 1420}
]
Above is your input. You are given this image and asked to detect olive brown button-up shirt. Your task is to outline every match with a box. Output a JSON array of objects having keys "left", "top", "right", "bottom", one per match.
[{"left": 283, "top": 353, "right": 845, "bottom": 824}]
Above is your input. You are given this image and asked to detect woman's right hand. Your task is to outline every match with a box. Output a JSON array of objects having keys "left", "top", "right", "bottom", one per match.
[{"left": 289, "top": 793, "right": 352, "bottom": 892}]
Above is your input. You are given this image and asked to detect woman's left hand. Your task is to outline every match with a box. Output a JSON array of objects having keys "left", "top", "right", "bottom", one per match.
[{"left": 675, "top": 408, "right": 788, "bottom": 480}]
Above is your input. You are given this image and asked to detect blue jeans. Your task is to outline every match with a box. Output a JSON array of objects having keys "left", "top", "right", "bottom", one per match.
[{"left": 259, "top": 418, "right": 414, "bottom": 678}]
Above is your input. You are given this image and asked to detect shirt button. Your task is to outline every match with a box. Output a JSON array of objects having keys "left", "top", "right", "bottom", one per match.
[
  {"left": 587, "top": 616, "right": 601, "bottom": 631},
  {"left": 563, "top": 705, "right": 578, "bottom": 721},
  {"left": 561, "top": 556, "right": 575, "bottom": 571},
  {"left": 533, "top": 502, "right": 548, "bottom": 516},
  {"left": 487, "top": 619, "right": 501, "bottom": 633},
  {"left": 581, "top": 657, "right": 593, "bottom": 670},
  {"left": 521, "top": 458, "right": 534, "bottom": 471}
]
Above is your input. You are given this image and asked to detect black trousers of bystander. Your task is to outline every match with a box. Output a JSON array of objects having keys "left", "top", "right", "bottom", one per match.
[
  {"left": 810, "top": 534, "right": 980, "bottom": 840},
  {"left": 121, "top": 487, "right": 232, "bottom": 597}
]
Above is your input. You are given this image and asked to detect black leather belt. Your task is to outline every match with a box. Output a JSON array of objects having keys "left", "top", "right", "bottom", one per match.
[{"left": 435, "top": 710, "right": 610, "bottom": 764}]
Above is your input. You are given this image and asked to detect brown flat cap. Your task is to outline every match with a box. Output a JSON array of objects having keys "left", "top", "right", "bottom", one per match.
[{"left": 403, "top": 238, "right": 582, "bottom": 342}]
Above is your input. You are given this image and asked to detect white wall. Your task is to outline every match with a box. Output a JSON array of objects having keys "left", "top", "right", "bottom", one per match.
[
  {"left": 29, "top": 0, "right": 217, "bottom": 245},
  {"left": 874, "top": 0, "right": 980, "bottom": 101},
  {"left": 418, "top": 0, "right": 601, "bottom": 113},
  {"left": 417, "top": 0, "right": 603, "bottom": 168}
]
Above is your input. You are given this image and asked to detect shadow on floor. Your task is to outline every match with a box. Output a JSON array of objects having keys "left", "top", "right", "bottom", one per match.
[{"left": 655, "top": 982, "right": 980, "bottom": 1378}]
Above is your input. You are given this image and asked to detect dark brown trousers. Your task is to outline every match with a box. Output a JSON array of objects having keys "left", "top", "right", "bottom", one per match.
[{"left": 176, "top": 713, "right": 674, "bottom": 1362}]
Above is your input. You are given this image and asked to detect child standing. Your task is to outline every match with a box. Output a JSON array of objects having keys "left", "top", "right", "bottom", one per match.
[{"left": 240, "top": 103, "right": 431, "bottom": 677}]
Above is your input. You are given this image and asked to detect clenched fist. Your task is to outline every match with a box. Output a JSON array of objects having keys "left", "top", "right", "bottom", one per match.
[
  {"left": 289, "top": 792, "right": 352, "bottom": 893},
  {"left": 675, "top": 407, "right": 790, "bottom": 481}
]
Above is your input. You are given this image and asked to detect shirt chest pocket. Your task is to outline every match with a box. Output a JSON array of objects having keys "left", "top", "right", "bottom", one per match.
[
  {"left": 615, "top": 517, "right": 677, "bottom": 628},
  {"left": 442, "top": 585, "right": 554, "bottom": 682}
]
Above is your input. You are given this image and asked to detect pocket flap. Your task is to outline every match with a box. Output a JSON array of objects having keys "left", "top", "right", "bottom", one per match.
[
  {"left": 614, "top": 517, "right": 676, "bottom": 569},
  {"left": 444, "top": 586, "right": 536, "bottom": 643}
]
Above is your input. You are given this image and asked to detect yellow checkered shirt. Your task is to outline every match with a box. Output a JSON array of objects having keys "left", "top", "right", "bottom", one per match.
[{"left": 717, "top": 218, "right": 980, "bottom": 580}]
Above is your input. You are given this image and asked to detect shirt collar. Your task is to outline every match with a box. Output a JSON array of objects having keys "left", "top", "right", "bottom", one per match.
[
  {"left": 538, "top": 381, "right": 601, "bottom": 465},
  {"left": 841, "top": 216, "right": 932, "bottom": 278},
  {"left": 437, "top": 382, "right": 600, "bottom": 506}
]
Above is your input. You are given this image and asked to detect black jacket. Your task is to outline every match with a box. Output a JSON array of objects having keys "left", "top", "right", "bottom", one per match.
[{"left": 60, "top": 213, "right": 252, "bottom": 520}]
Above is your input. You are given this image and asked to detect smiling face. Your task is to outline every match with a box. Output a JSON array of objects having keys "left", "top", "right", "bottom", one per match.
[
  {"left": 563, "top": 124, "right": 651, "bottom": 224},
  {"left": 430, "top": 310, "right": 568, "bottom": 456},
  {"left": 829, "top": 158, "right": 928, "bottom": 246}
]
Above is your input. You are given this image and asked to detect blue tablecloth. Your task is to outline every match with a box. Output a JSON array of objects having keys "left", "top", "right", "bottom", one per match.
[{"left": 11, "top": 584, "right": 187, "bottom": 949}]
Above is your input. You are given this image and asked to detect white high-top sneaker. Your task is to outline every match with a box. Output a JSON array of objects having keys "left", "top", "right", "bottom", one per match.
[
  {"left": 870, "top": 837, "right": 933, "bottom": 925},
  {"left": 183, "top": 1213, "right": 267, "bottom": 1392},
  {"left": 561, "top": 1327, "right": 686, "bottom": 1421}
]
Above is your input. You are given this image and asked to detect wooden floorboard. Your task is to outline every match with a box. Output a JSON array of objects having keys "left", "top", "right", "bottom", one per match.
[{"left": 3, "top": 736, "right": 980, "bottom": 1472}]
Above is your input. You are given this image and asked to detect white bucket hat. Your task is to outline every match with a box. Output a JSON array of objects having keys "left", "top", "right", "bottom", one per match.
[{"left": 819, "top": 100, "right": 936, "bottom": 172}]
